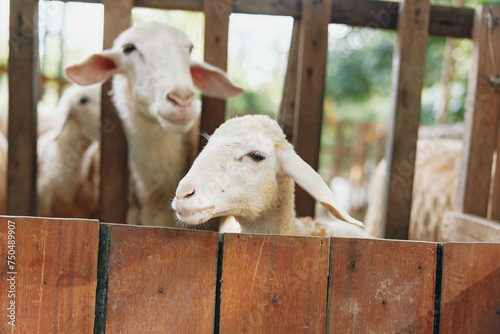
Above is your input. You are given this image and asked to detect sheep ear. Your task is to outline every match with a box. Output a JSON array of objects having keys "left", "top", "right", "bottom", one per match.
[
  {"left": 278, "top": 147, "right": 364, "bottom": 227},
  {"left": 190, "top": 61, "right": 243, "bottom": 99},
  {"left": 65, "top": 51, "right": 120, "bottom": 85}
]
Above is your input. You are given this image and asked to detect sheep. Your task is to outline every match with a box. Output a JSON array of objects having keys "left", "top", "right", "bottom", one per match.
[
  {"left": 65, "top": 21, "right": 243, "bottom": 227},
  {"left": 172, "top": 115, "right": 366, "bottom": 237},
  {"left": 363, "top": 137, "right": 462, "bottom": 241},
  {"left": 37, "top": 84, "right": 100, "bottom": 218}
]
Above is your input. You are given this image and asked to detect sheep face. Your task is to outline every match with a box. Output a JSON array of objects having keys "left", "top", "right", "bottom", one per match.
[
  {"left": 173, "top": 115, "right": 364, "bottom": 228},
  {"left": 173, "top": 116, "right": 284, "bottom": 225},
  {"left": 65, "top": 22, "right": 243, "bottom": 134},
  {"left": 53, "top": 85, "right": 100, "bottom": 141}
]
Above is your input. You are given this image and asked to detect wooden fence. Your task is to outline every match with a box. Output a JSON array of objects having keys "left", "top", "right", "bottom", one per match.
[
  {"left": 0, "top": 215, "right": 499, "bottom": 333},
  {"left": 7, "top": 0, "right": 500, "bottom": 240}
]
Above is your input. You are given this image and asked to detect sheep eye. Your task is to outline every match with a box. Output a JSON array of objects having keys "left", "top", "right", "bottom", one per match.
[
  {"left": 249, "top": 151, "right": 266, "bottom": 162},
  {"left": 188, "top": 44, "right": 194, "bottom": 54},
  {"left": 79, "top": 96, "right": 89, "bottom": 105},
  {"left": 123, "top": 43, "right": 136, "bottom": 55}
]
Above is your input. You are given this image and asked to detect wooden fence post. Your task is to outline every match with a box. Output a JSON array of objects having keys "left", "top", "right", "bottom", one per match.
[
  {"left": 382, "top": 0, "right": 430, "bottom": 239},
  {"left": 201, "top": 0, "right": 232, "bottom": 141},
  {"left": 455, "top": 6, "right": 500, "bottom": 219},
  {"left": 278, "top": 18, "right": 301, "bottom": 143},
  {"left": 99, "top": 0, "right": 133, "bottom": 223},
  {"left": 7, "top": 0, "right": 39, "bottom": 216},
  {"left": 294, "top": 0, "right": 333, "bottom": 218}
]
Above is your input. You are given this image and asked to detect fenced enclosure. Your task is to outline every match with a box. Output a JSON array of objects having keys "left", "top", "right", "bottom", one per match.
[
  {"left": 0, "top": 215, "right": 499, "bottom": 333},
  {"left": 4, "top": 0, "right": 499, "bottom": 240}
]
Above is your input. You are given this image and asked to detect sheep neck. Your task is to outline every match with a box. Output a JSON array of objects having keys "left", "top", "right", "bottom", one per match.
[
  {"left": 111, "top": 86, "right": 190, "bottom": 200},
  {"left": 236, "top": 175, "right": 298, "bottom": 235},
  {"left": 55, "top": 120, "right": 93, "bottom": 161}
]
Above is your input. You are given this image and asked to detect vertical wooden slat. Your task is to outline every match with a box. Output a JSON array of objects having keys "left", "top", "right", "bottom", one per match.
[
  {"left": 440, "top": 243, "right": 500, "bottom": 333},
  {"left": 277, "top": 18, "right": 301, "bottom": 143},
  {"left": 219, "top": 234, "right": 330, "bottom": 332},
  {"left": 0, "top": 216, "right": 99, "bottom": 333},
  {"left": 98, "top": 0, "right": 133, "bottom": 223},
  {"left": 492, "top": 120, "right": 500, "bottom": 220},
  {"left": 7, "top": 0, "right": 39, "bottom": 216},
  {"left": 294, "top": 0, "right": 333, "bottom": 218},
  {"left": 328, "top": 238, "right": 437, "bottom": 333},
  {"left": 104, "top": 225, "right": 219, "bottom": 333},
  {"left": 382, "top": 0, "right": 430, "bottom": 239},
  {"left": 456, "top": 6, "right": 500, "bottom": 218},
  {"left": 200, "top": 0, "right": 232, "bottom": 141}
]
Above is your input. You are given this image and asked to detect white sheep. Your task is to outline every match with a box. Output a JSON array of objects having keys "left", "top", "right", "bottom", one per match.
[
  {"left": 65, "top": 21, "right": 243, "bottom": 227},
  {"left": 37, "top": 85, "right": 100, "bottom": 218},
  {"left": 172, "top": 115, "right": 366, "bottom": 237},
  {"left": 363, "top": 137, "right": 462, "bottom": 241}
]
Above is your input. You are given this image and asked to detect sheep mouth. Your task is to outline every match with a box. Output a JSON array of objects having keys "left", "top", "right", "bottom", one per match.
[
  {"left": 158, "top": 113, "right": 193, "bottom": 126},
  {"left": 175, "top": 205, "right": 215, "bottom": 226}
]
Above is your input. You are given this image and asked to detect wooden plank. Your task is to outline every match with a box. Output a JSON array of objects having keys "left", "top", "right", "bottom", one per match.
[
  {"left": 0, "top": 216, "right": 99, "bottom": 333},
  {"left": 328, "top": 238, "right": 437, "bottom": 333},
  {"left": 440, "top": 243, "right": 500, "bottom": 333},
  {"left": 104, "top": 224, "right": 219, "bottom": 333},
  {"left": 294, "top": 0, "right": 333, "bottom": 218},
  {"left": 277, "top": 18, "right": 301, "bottom": 143},
  {"left": 200, "top": 0, "right": 232, "bottom": 142},
  {"left": 7, "top": 0, "right": 39, "bottom": 216},
  {"left": 219, "top": 233, "right": 330, "bottom": 332},
  {"left": 442, "top": 211, "right": 500, "bottom": 242},
  {"left": 382, "top": 0, "right": 430, "bottom": 240},
  {"left": 456, "top": 6, "right": 500, "bottom": 218},
  {"left": 98, "top": 0, "right": 133, "bottom": 223},
  {"left": 133, "top": 0, "right": 474, "bottom": 39},
  {"left": 493, "top": 116, "right": 500, "bottom": 220}
]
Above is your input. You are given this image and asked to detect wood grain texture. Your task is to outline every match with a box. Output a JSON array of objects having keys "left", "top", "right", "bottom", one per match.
[
  {"left": 440, "top": 243, "right": 500, "bottom": 333},
  {"left": 277, "top": 18, "right": 300, "bottom": 144},
  {"left": 294, "top": 0, "right": 333, "bottom": 218},
  {"left": 104, "top": 224, "right": 219, "bottom": 333},
  {"left": 133, "top": 0, "right": 474, "bottom": 38},
  {"left": 328, "top": 238, "right": 437, "bottom": 333},
  {"left": 456, "top": 6, "right": 500, "bottom": 218},
  {"left": 7, "top": 0, "right": 39, "bottom": 216},
  {"left": 0, "top": 216, "right": 99, "bottom": 333},
  {"left": 219, "top": 233, "right": 330, "bottom": 333},
  {"left": 98, "top": 0, "right": 133, "bottom": 223},
  {"left": 442, "top": 211, "right": 500, "bottom": 242},
  {"left": 382, "top": 0, "right": 430, "bottom": 240},
  {"left": 200, "top": 0, "right": 232, "bottom": 142}
]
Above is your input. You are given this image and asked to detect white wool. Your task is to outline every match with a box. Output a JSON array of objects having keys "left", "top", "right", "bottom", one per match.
[
  {"left": 65, "top": 22, "right": 242, "bottom": 227},
  {"left": 363, "top": 138, "right": 462, "bottom": 241},
  {"left": 37, "top": 85, "right": 100, "bottom": 218},
  {"left": 173, "top": 115, "right": 366, "bottom": 237}
]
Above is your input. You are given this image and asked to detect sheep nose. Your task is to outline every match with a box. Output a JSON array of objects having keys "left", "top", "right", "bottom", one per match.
[
  {"left": 177, "top": 188, "right": 196, "bottom": 201},
  {"left": 167, "top": 87, "right": 194, "bottom": 109}
]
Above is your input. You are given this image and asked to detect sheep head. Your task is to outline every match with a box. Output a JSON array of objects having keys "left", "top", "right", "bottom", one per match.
[
  {"left": 172, "top": 115, "right": 364, "bottom": 229},
  {"left": 65, "top": 22, "right": 243, "bottom": 134},
  {"left": 53, "top": 85, "right": 100, "bottom": 142}
]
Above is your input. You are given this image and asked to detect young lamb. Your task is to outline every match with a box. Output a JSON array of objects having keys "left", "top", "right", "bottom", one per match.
[
  {"left": 37, "top": 85, "right": 100, "bottom": 218},
  {"left": 65, "top": 21, "right": 242, "bottom": 227},
  {"left": 172, "top": 115, "right": 365, "bottom": 237}
]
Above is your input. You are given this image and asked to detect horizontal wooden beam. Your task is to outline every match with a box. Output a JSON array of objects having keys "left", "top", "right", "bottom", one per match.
[
  {"left": 442, "top": 211, "right": 500, "bottom": 242},
  {"left": 131, "top": 0, "right": 474, "bottom": 39}
]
